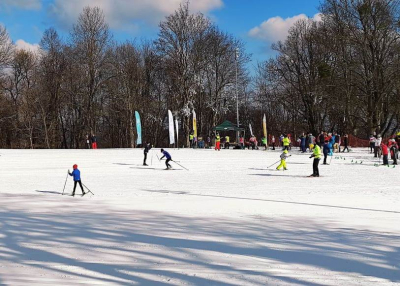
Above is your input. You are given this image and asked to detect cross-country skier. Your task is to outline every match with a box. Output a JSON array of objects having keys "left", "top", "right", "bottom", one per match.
[
  {"left": 276, "top": 149, "right": 290, "bottom": 170},
  {"left": 160, "top": 149, "right": 172, "bottom": 169},
  {"left": 309, "top": 143, "right": 321, "bottom": 177},
  {"left": 143, "top": 142, "right": 152, "bottom": 166},
  {"left": 68, "top": 164, "right": 86, "bottom": 197}
]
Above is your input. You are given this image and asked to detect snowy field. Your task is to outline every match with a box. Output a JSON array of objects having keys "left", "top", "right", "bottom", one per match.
[{"left": 0, "top": 147, "right": 399, "bottom": 285}]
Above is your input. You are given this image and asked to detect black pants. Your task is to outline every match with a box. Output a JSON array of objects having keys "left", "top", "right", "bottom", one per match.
[
  {"left": 323, "top": 154, "right": 328, "bottom": 164},
  {"left": 283, "top": 145, "right": 289, "bottom": 151},
  {"left": 383, "top": 155, "right": 389, "bottom": 165},
  {"left": 272, "top": 143, "right": 275, "bottom": 150},
  {"left": 73, "top": 180, "right": 84, "bottom": 195},
  {"left": 143, "top": 152, "right": 148, "bottom": 165},
  {"left": 166, "top": 158, "right": 172, "bottom": 168},
  {"left": 374, "top": 146, "right": 379, "bottom": 157},
  {"left": 313, "top": 158, "right": 320, "bottom": 176},
  {"left": 370, "top": 143, "right": 374, "bottom": 153},
  {"left": 391, "top": 153, "right": 398, "bottom": 165},
  {"left": 343, "top": 145, "right": 349, "bottom": 152}
]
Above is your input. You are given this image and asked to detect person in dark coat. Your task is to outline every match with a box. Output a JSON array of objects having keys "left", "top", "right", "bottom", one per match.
[
  {"left": 389, "top": 139, "right": 398, "bottom": 165},
  {"left": 143, "top": 143, "right": 152, "bottom": 166},
  {"left": 300, "top": 133, "right": 306, "bottom": 153},
  {"left": 342, "top": 134, "right": 349, "bottom": 152},
  {"left": 319, "top": 131, "right": 325, "bottom": 147},
  {"left": 91, "top": 134, "right": 97, "bottom": 149},
  {"left": 323, "top": 140, "right": 330, "bottom": 165}
]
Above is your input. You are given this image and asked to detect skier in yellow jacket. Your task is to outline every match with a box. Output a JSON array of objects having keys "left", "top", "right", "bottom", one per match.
[
  {"left": 276, "top": 149, "right": 290, "bottom": 170},
  {"left": 282, "top": 134, "right": 290, "bottom": 151},
  {"left": 309, "top": 144, "right": 321, "bottom": 177}
]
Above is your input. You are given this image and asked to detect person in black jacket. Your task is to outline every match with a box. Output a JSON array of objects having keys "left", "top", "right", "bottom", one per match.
[
  {"left": 342, "top": 134, "right": 349, "bottom": 152},
  {"left": 143, "top": 143, "right": 152, "bottom": 166},
  {"left": 319, "top": 131, "right": 325, "bottom": 147}
]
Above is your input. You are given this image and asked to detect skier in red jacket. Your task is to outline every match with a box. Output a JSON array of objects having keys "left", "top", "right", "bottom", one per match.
[{"left": 381, "top": 142, "right": 389, "bottom": 165}]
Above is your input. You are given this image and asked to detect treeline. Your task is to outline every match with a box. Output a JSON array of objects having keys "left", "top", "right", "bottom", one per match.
[
  {"left": 1, "top": 0, "right": 400, "bottom": 149},
  {"left": 255, "top": 0, "right": 400, "bottom": 138},
  {"left": 0, "top": 3, "right": 249, "bottom": 148}
]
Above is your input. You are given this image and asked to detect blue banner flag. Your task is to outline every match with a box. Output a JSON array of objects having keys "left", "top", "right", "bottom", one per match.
[{"left": 135, "top": 111, "right": 142, "bottom": 145}]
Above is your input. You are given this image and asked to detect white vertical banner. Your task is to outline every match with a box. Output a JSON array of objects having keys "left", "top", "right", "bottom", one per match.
[
  {"left": 249, "top": 124, "right": 254, "bottom": 137},
  {"left": 168, "top": 110, "right": 175, "bottom": 145},
  {"left": 175, "top": 118, "right": 179, "bottom": 147}
]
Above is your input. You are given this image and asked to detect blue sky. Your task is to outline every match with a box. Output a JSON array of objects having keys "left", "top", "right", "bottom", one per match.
[{"left": 0, "top": 0, "right": 321, "bottom": 70}]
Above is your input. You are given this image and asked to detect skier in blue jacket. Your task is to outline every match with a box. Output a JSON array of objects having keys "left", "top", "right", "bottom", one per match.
[
  {"left": 68, "top": 164, "right": 86, "bottom": 196},
  {"left": 160, "top": 149, "right": 172, "bottom": 169},
  {"left": 300, "top": 133, "right": 306, "bottom": 153},
  {"left": 329, "top": 134, "right": 336, "bottom": 155},
  {"left": 323, "top": 141, "right": 330, "bottom": 164}
]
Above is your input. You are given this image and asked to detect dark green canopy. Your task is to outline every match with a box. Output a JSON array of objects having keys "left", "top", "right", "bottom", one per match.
[{"left": 213, "top": 120, "right": 245, "bottom": 132}]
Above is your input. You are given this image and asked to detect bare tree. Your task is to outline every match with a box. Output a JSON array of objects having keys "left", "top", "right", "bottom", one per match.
[{"left": 156, "top": 2, "right": 212, "bottom": 146}]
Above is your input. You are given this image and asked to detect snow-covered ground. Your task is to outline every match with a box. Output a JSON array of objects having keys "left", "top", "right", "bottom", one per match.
[{"left": 0, "top": 147, "right": 399, "bottom": 285}]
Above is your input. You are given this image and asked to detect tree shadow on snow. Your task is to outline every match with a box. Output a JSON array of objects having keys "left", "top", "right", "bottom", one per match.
[
  {"left": 140, "top": 189, "right": 400, "bottom": 215},
  {"left": 0, "top": 194, "right": 399, "bottom": 285}
]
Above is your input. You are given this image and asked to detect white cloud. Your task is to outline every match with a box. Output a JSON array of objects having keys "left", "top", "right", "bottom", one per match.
[
  {"left": 0, "top": 0, "right": 41, "bottom": 10},
  {"left": 48, "top": 0, "right": 224, "bottom": 31},
  {"left": 249, "top": 13, "right": 322, "bottom": 43},
  {"left": 15, "top": 39, "right": 40, "bottom": 54}
]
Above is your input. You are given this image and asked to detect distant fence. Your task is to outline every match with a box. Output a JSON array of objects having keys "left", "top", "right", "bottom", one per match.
[{"left": 348, "top": 135, "right": 394, "bottom": 147}]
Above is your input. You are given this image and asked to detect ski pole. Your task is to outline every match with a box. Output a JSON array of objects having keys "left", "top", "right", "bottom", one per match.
[
  {"left": 267, "top": 160, "right": 281, "bottom": 168},
  {"left": 172, "top": 160, "right": 189, "bottom": 171},
  {"left": 82, "top": 183, "right": 95, "bottom": 195},
  {"left": 62, "top": 171, "right": 69, "bottom": 195}
]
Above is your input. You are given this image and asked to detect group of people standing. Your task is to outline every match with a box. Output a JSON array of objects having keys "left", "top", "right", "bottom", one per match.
[
  {"left": 369, "top": 134, "right": 399, "bottom": 165},
  {"left": 85, "top": 134, "right": 98, "bottom": 149}
]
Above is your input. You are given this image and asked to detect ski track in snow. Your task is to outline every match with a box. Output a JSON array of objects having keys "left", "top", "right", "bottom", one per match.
[{"left": 0, "top": 147, "right": 399, "bottom": 285}]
